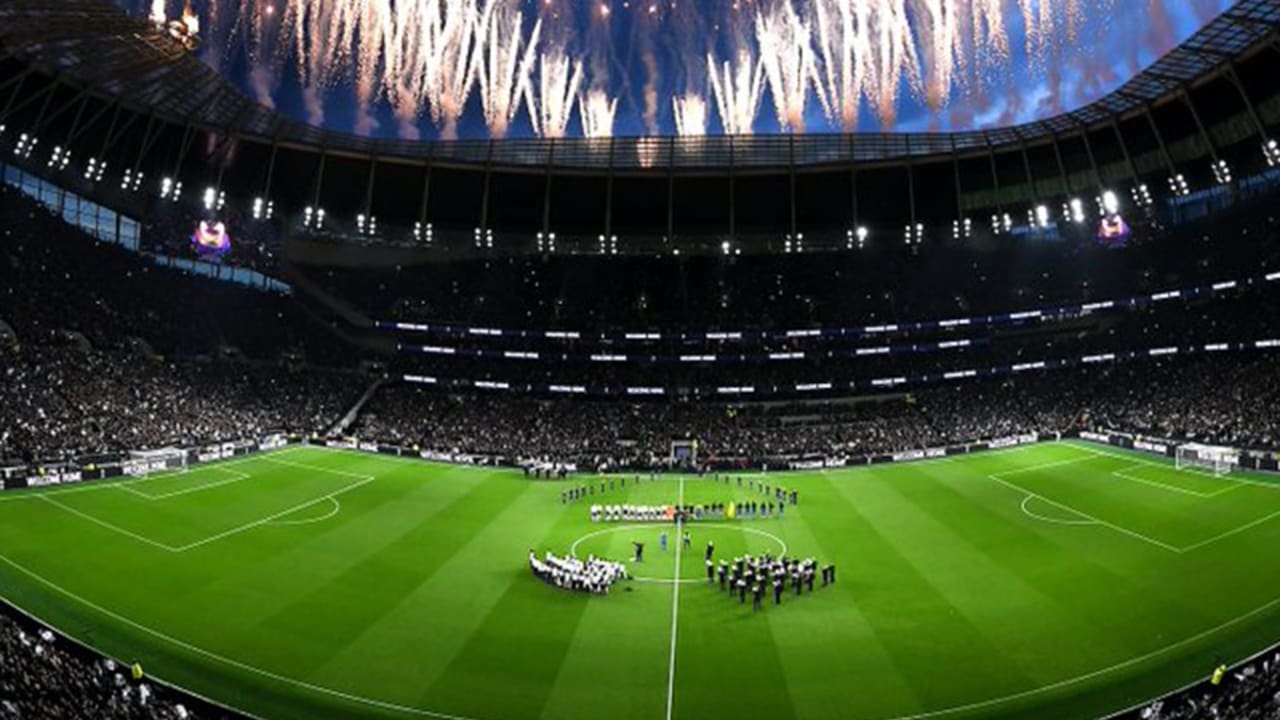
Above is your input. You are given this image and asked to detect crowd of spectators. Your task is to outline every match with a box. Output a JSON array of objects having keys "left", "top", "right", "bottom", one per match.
[
  {"left": 1129, "top": 649, "right": 1280, "bottom": 720},
  {"left": 352, "top": 352, "right": 1280, "bottom": 467},
  {"left": 0, "top": 610, "right": 216, "bottom": 720},
  {"left": 0, "top": 349, "right": 364, "bottom": 463}
]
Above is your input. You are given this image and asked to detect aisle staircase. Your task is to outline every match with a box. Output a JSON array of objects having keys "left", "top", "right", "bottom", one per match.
[{"left": 327, "top": 378, "right": 385, "bottom": 437}]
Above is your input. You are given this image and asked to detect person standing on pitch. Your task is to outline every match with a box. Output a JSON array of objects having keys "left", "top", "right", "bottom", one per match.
[
  {"left": 752, "top": 582, "right": 763, "bottom": 612},
  {"left": 683, "top": 530, "right": 691, "bottom": 550},
  {"left": 660, "top": 531, "right": 668, "bottom": 552},
  {"left": 705, "top": 540, "right": 715, "bottom": 561},
  {"left": 633, "top": 541, "right": 644, "bottom": 563}
]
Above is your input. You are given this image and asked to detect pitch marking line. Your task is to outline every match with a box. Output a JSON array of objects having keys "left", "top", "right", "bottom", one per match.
[
  {"left": 266, "top": 496, "right": 342, "bottom": 526},
  {"left": 6, "top": 540, "right": 1280, "bottom": 720},
  {"left": 983, "top": 448, "right": 1280, "bottom": 554},
  {"left": 1068, "top": 441, "right": 1280, "bottom": 493},
  {"left": 38, "top": 496, "right": 181, "bottom": 552},
  {"left": 665, "top": 477, "right": 684, "bottom": 720},
  {"left": 1108, "top": 466, "right": 1221, "bottom": 499},
  {"left": 988, "top": 475, "right": 1183, "bottom": 553},
  {"left": 34, "top": 454, "right": 375, "bottom": 554},
  {"left": 981, "top": 459, "right": 1186, "bottom": 554},
  {"left": 1018, "top": 496, "right": 1097, "bottom": 526},
  {"left": 1179, "top": 507, "right": 1280, "bottom": 553},
  {"left": 120, "top": 468, "right": 254, "bottom": 501},
  {"left": 0, "top": 446, "right": 305, "bottom": 504},
  {"left": 172, "top": 476, "right": 374, "bottom": 553}
]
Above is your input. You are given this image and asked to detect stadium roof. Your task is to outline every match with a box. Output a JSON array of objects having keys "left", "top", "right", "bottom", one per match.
[{"left": 1, "top": 0, "right": 1279, "bottom": 172}]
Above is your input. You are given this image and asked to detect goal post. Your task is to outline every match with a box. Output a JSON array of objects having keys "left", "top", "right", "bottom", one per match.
[
  {"left": 124, "top": 447, "right": 189, "bottom": 477},
  {"left": 670, "top": 439, "right": 698, "bottom": 468},
  {"left": 1174, "top": 443, "right": 1238, "bottom": 477}
]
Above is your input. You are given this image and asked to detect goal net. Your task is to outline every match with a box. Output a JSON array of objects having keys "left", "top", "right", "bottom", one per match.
[
  {"left": 124, "top": 447, "right": 189, "bottom": 477},
  {"left": 1174, "top": 443, "right": 1238, "bottom": 476},
  {"left": 670, "top": 439, "right": 698, "bottom": 468}
]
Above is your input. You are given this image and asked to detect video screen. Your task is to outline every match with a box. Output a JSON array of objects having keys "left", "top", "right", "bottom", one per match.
[
  {"left": 191, "top": 219, "right": 231, "bottom": 257},
  {"left": 1096, "top": 213, "right": 1131, "bottom": 248}
]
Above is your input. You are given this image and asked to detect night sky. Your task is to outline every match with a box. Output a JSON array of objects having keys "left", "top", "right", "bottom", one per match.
[{"left": 128, "top": 0, "right": 1236, "bottom": 141}]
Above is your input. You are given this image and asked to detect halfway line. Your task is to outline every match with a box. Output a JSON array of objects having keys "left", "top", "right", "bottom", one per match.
[{"left": 665, "top": 477, "right": 684, "bottom": 720}]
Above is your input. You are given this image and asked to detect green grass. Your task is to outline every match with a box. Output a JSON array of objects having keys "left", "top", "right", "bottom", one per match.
[{"left": 3, "top": 441, "right": 1280, "bottom": 720}]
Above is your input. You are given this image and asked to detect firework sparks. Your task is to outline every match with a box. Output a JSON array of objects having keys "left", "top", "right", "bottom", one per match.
[
  {"left": 532, "top": 48, "right": 585, "bottom": 139},
  {"left": 708, "top": 49, "right": 764, "bottom": 136},
  {"left": 579, "top": 88, "right": 618, "bottom": 138},
  {"left": 141, "top": 0, "right": 1156, "bottom": 138},
  {"left": 755, "top": 1, "right": 822, "bottom": 133},
  {"left": 811, "top": 0, "right": 868, "bottom": 131},
  {"left": 428, "top": 0, "right": 483, "bottom": 140},
  {"left": 672, "top": 92, "right": 708, "bottom": 136},
  {"left": 473, "top": 0, "right": 542, "bottom": 139}
]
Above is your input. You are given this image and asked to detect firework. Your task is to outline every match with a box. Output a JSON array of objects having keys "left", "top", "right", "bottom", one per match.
[
  {"left": 473, "top": 0, "right": 541, "bottom": 139},
  {"left": 708, "top": 49, "right": 764, "bottom": 136},
  {"left": 811, "top": 0, "right": 868, "bottom": 131},
  {"left": 533, "top": 48, "right": 585, "bottom": 139},
  {"left": 579, "top": 88, "right": 618, "bottom": 139},
  {"left": 673, "top": 93, "right": 708, "bottom": 137},
  {"left": 140, "top": 0, "right": 1149, "bottom": 138},
  {"left": 755, "top": 1, "right": 821, "bottom": 133}
]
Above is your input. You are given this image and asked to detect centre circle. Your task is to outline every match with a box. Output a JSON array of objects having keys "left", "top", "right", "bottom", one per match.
[{"left": 568, "top": 523, "right": 788, "bottom": 584}]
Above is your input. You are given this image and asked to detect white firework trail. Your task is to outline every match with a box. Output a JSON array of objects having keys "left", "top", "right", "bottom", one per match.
[
  {"left": 970, "top": 0, "right": 1010, "bottom": 66},
  {"left": 810, "top": 0, "right": 869, "bottom": 132},
  {"left": 473, "top": 0, "right": 542, "bottom": 139},
  {"left": 532, "top": 49, "right": 584, "bottom": 139},
  {"left": 427, "top": 0, "right": 483, "bottom": 140},
  {"left": 578, "top": 89, "right": 618, "bottom": 139},
  {"left": 672, "top": 93, "right": 709, "bottom": 137},
  {"left": 755, "top": 1, "right": 823, "bottom": 133},
  {"left": 707, "top": 49, "right": 764, "bottom": 136},
  {"left": 161, "top": 0, "right": 1122, "bottom": 137},
  {"left": 866, "top": 0, "right": 920, "bottom": 129},
  {"left": 914, "top": 0, "right": 961, "bottom": 111},
  {"left": 383, "top": 0, "right": 438, "bottom": 139},
  {"left": 352, "top": 0, "right": 394, "bottom": 135}
]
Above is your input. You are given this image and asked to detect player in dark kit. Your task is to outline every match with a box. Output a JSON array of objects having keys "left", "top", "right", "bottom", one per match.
[
  {"left": 633, "top": 541, "right": 644, "bottom": 563},
  {"left": 773, "top": 577, "right": 784, "bottom": 605},
  {"left": 706, "top": 559, "right": 715, "bottom": 583},
  {"left": 752, "top": 583, "right": 763, "bottom": 612},
  {"left": 705, "top": 540, "right": 715, "bottom": 561}
]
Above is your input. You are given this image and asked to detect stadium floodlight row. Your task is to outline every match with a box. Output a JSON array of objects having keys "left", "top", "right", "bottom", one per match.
[
  {"left": 397, "top": 337, "right": 1280, "bottom": 399},
  {"left": 381, "top": 269, "right": 1280, "bottom": 346}
]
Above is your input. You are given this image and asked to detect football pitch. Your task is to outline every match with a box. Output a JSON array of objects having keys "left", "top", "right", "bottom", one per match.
[{"left": 3, "top": 441, "right": 1280, "bottom": 720}]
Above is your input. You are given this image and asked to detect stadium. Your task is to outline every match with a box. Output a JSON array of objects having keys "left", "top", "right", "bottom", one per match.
[{"left": 3, "top": 0, "right": 1280, "bottom": 719}]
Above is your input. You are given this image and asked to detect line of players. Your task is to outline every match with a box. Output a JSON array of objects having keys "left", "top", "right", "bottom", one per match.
[
  {"left": 563, "top": 475, "right": 800, "bottom": 507},
  {"left": 528, "top": 550, "right": 629, "bottom": 594},
  {"left": 590, "top": 501, "right": 785, "bottom": 523},
  {"left": 707, "top": 546, "right": 836, "bottom": 611}
]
